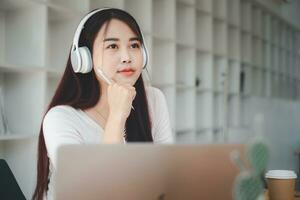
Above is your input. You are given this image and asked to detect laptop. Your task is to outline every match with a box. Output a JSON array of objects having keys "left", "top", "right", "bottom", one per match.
[{"left": 53, "top": 144, "right": 245, "bottom": 200}]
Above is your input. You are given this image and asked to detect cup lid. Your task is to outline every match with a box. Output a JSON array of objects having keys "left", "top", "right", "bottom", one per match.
[{"left": 265, "top": 170, "right": 297, "bottom": 179}]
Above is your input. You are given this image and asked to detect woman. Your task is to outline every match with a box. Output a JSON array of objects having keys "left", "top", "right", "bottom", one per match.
[{"left": 33, "top": 8, "right": 173, "bottom": 200}]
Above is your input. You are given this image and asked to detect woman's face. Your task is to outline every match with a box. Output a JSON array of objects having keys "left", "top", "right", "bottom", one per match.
[{"left": 92, "top": 19, "right": 144, "bottom": 86}]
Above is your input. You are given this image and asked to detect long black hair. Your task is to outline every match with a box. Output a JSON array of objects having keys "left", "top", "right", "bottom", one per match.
[{"left": 32, "top": 8, "right": 153, "bottom": 200}]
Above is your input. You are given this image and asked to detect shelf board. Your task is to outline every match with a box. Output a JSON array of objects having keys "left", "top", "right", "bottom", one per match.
[
  {"left": 176, "top": 128, "right": 195, "bottom": 135},
  {"left": 176, "top": 41, "right": 196, "bottom": 49},
  {"left": 0, "top": 63, "right": 64, "bottom": 77},
  {"left": 240, "top": 93, "right": 252, "bottom": 98},
  {"left": 0, "top": 133, "right": 37, "bottom": 141},
  {"left": 45, "top": 1, "right": 85, "bottom": 12},
  {"left": 46, "top": 68, "right": 64, "bottom": 78},
  {"left": 228, "top": 23, "right": 239, "bottom": 29},
  {"left": 262, "top": 38, "right": 271, "bottom": 43},
  {"left": 196, "top": 88, "right": 214, "bottom": 93},
  {"left": 176, "top": 84, "right": 196, "bottom": 90},
  {"left": 213, "top": 90, "right": 224, "bottom": 95},
  {"left": 196, "top": 127, "right": 221, "bottom": 134},
  {"left": 0, "top": 63, "right": 45, "bottom": 73},
  {"left": 213, "top": 53, "right": 227, "bottom": 58},
  {"left": 0, "top": 0, "right": 34, "bottom": 11},
  {"left": 228, "top": 58, "right": 240, "bottom": 62},
  {"left": 4, "top": 0, "right": 87, "bottom": 19},
  {"left": 152, "top": 33, "right": 175, "bottom": 43},
  {"left": 196, "top": 48, "right": 212, "bottom": 54},
  {"left": 213, "top": 16, "right": 226, "bottom": 23},
  {"left": 196, "top": 8, "right": 212, "bottom": 17},
  {"left": 252, "top": 64, "right": 263, "bottom": 70},
  {"left": 228, "top": 92, "right": 240, "bottom": 97},
  {"left": 176, "top": 0, "right": 195, "bottom": 8},
  {"left": 227, "top": 125, "right": 251, "bottom": 132},
  {"left": 260, "top": 66, "right": 270, "bottom": 71},
  {"left": 241, "top": 29, "right": 252, "bottom": 35},
  {"left": 152, "top": 83, "right": 175, "bottom": 88},
  {"left": 241, "top": 61, "right": 253, "bottom": 67},
  {"left": 46, "top": 1, "right": 85, "bottom": 22},
  {"left": 252, "top": 34, "right": 263, "bottom": 41}
]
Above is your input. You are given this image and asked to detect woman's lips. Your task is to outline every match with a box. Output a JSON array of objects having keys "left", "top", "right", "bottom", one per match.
[{"left": 118, "top": 68, "right": 135, "bottom": 77}]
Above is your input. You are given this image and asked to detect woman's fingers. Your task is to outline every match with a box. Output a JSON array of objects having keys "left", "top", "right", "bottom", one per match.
[{"left": 107, "top": 82, "right": 136, "bottom": 120}]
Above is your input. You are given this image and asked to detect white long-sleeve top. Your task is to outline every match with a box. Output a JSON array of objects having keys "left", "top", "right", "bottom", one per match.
[{"left": 42, "top": 86, "right": 174, "bottom": 199}]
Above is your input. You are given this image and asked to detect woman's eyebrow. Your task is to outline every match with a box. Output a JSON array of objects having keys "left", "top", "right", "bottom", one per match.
[
  {"left": 103, "top": 38, "right": 119, "bottom": 42},
  {"left": 129, "top": 37, "right": 140, "bottom": 42},
  {"left": 103, "top": 37, "right": 140, "bottom": 42}
]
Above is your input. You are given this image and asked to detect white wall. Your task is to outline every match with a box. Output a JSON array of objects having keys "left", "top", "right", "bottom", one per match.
[
  {"left": 234, "top": 97, "right": 300, "bottom": 171},
  {"left": 233, "top": 0, "right": 300, "bottom": 173},
  {"left": 281, "top": 2, "right": 300, "bottom": 28},
  {"left": 0, "top": 12, "right": 5, "bottom": 63},
  {"left": 257, "top": 0, "right": 300, "bottom": 28}
]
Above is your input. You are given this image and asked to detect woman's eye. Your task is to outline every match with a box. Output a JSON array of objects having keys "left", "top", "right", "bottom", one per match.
[
  {"left": 107, "top": 44, "right": 118, "bottom": 49},
  {"left": 131, "top": 43, "right": 140, "bottom": 48}
]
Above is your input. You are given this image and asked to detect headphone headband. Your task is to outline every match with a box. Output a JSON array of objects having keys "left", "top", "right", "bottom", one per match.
[{"left": 72, "top": 8, "right": 110, "bottom": 51}]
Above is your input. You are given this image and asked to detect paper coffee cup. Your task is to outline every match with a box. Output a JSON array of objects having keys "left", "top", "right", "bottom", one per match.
[{"left": 265, "top": 170, "right": 297, "bottom": 200}]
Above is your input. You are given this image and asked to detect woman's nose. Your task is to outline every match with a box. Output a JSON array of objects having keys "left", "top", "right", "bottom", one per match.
[{"left": 120, "top": 49, "right": 131, "bottom": 64}]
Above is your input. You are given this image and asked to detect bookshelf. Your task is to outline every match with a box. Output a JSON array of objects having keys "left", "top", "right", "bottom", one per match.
[
  {"left": 0, "top": 0, "right": 299, "bottom": 144},
  {"left": 0, "top": 0, "right": 300, "bottom": 198}
]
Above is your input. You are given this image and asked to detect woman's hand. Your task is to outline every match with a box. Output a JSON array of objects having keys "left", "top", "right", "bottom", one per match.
[
  {"left": 107, "top": 82, "right": 136, "bottom": 122},
  {"left": 102, "top": 83, "right": 136, "bottom": 143}
]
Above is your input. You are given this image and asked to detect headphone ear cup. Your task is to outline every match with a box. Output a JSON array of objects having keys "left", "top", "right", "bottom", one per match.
[
  {"left": 78, "top": 47, "right": 93, "bottom": 73},
  {"left": 71, "top": 49, "right": 80, "bottom": 72},
  {"left": 142, "top": 45, "right": 148, "bottom": 69}
]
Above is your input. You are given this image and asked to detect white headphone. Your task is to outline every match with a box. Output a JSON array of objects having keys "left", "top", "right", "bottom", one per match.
[{"left": 70, "top": 8, "right": 148, "bottom": 74}]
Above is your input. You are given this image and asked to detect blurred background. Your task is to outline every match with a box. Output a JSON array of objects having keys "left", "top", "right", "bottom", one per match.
[{"left": 0, "top": 0, "right": 300, "bottom": 198}]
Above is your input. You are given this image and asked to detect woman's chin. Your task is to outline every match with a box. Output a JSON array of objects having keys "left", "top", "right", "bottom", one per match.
[
  {"left": 117, "top": 79, "right": 136, "bottom": 86},
  {"left": 117, "top": 76, "right": 139, "bottom": 86}
]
